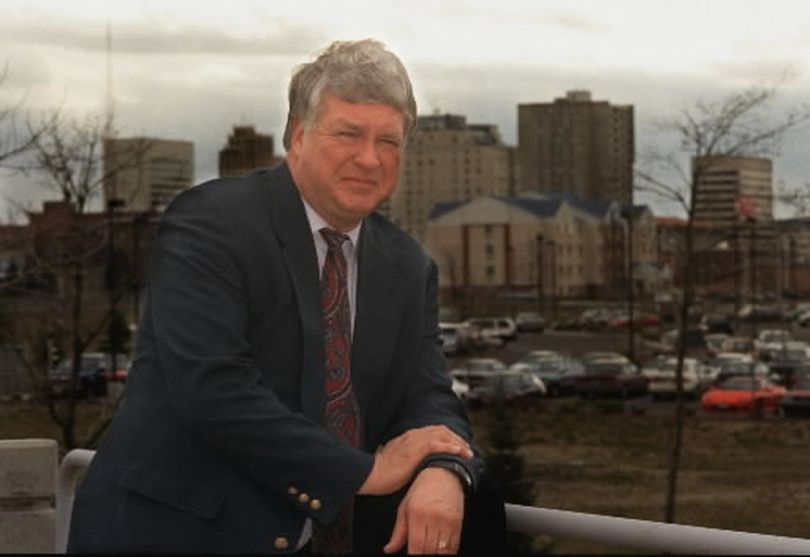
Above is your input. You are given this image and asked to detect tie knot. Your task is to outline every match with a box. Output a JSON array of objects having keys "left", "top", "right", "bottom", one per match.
[{"left": 320, "top": 228, "right": 349, "bottom": 252}]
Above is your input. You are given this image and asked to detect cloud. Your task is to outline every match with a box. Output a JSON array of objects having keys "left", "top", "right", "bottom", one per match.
[{"left": 2, "top": 21, "right": 328, "bottom": 57}]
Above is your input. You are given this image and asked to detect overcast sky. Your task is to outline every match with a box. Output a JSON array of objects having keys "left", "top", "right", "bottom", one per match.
[{"left": 1, "top": 0, "right": 809, "bottom": 219}]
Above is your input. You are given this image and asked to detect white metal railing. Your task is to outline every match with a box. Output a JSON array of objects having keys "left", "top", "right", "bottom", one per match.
[
  {"left": 505, "top": 504, "right": 810, "bottom": 555},
  {"left": 56, "top": 448, "right": 95, "bottom": 553},
  {"left": 56, "top": 449, "right": 810, "bottom": 555}
]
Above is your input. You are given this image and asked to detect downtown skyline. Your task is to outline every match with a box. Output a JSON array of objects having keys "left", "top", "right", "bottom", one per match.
[{"left": 1, "top": 0, "right": 809, "bottom": 219}]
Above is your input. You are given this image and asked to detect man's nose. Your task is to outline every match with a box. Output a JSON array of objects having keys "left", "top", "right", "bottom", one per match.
[{"left": 354, "top": 138, "right": 382, "bottom": 168}]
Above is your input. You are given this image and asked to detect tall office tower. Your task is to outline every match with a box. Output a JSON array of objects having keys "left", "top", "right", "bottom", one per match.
[
  {"left": 518, "top": 90, "right": 634, "bottom": 203},
  {"left": 692, "top": 155, "right": 773, "bottom": 227},
  {"left": 103, "top": 137, "right": 194, "bottom": 211},
  {"left": 390, "top": 114, "right": 514, "bottom": 241},
  {"left": 218, "top": 126, "right": 282, "bottom": 177}
]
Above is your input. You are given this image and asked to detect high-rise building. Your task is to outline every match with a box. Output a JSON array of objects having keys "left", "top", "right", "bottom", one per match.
[
  {"left": 517, "top": 90, "right": 634, "bottom": 203},
  {"left": 692, "top": 155, "right": 773, "bottom": 227},
  {"left": 218, "top": 126, "right": 283, "bottom": 177},
  {"left": 389, "top": 114, "right": 514, "bottom": 241},
  {"left": 103, "top": 137, "right": 194, "bottom": 212}
]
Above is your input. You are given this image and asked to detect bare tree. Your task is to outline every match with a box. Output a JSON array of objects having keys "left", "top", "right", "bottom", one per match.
[
  {"left": 636, "top": 83, "right": 810, "bottom": 523},
  {"left": 0, "top": 66, "right": 59, "bottom": 177},
  {"left": 777, "top": 181, "right": 810, "bottom": 216},
  {"left": 0, "top": 113, "right": 154, "bottom": 449}
]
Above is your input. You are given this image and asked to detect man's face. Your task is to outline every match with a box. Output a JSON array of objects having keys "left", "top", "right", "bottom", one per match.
[{"left": 287, "top": 93, "right": 405, "bottom": 232}]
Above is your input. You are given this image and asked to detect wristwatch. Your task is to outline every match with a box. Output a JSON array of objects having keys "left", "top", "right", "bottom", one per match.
[{"left": 426, "top": 460, "right": 473, "bottom": 494}]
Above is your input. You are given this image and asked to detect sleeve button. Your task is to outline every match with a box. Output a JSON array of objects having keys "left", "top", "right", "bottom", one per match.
[
  {"left": 287, "top": 486, "right": 299, "bottom": 496},
  {"left": 309, "top": 499, "right": 322, "bottom": 510},
  {"left": 298, "top": 492, "right": 310, "bottom": 504},
  {"left": 273, "top": 537, "right": 289, "bottom": 550}
]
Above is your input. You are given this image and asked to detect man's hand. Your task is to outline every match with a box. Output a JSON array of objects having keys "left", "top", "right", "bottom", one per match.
[
  {"left": 358, "top": 425, "right": 473, "bottom": 496},
  {"left": 382, "top": 467, "right": 465, "bottom": 555}
]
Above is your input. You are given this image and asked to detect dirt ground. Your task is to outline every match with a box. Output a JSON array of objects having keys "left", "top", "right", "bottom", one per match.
[
  {"left": 3, "top": 399, "right": 809, "bottom": 554},
  {"left": 470, "top": 399, "right": 810, "bottom": 554}
]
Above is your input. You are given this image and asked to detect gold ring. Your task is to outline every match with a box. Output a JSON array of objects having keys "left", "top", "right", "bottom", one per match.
[{"left": 438, "top": 540, "right": 448, "bottom": 550}]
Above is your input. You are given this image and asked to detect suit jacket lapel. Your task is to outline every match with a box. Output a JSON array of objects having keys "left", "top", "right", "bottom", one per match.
[
  {"left": 352, "top": 218, "right": 405, "bottom": 434},
  {"left": 262, "top": 164, "right": 326, "bottom": 425}
]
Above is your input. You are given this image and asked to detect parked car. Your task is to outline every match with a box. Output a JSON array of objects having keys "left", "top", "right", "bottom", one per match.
[
  {"left": 48, "top": 352, "right": 131, "bottom": 398},
  {"left": 766, "top": 341, "right": 810, "bottom": 384},
  {"left": 797, "top": 310, "right": 810, "bottom": 328},
  {"left": 642, "top": 357, "right": 713, "bottom": 399},
  {"left": 755, "top": 329, "right": 793, "bottom": 361},
  {"left": 575, "top": 359, "right": 647, "bottom": 398},
  {"left": 719, "top": 336, "right": 755, "bottom": 355},
  {"left": 462, "top": 369, "right": 546, "bottom": 407},
  {"left": 739, "top": 304, "right": 783, "bottom": 321},
  {"left": 509, "top": 351, "right": 584, "bottom": 397},
  {"left": 780, "top": 377, "right": 810, "bottom": 418},
  {"left": 609, "top": 311, "right": 660, "bottom": 328},
  {"left": 451, "top": 377, "right": 470, "bottom": 400},
  {"left": 465, "top": 317, "right": 518, "bottom": 344},
  {"left": 439, "top": 321, "right": 479, "bottom": 355},
  {"left": 710, "top": 355, "right": 770, "bottom": 385},
  {"left": 660, "top": 328, "right": 707, "bottom": 351},
  {"left": 704, "top": 333, "right": 731, "bottom": 357},
  {"left": 515, "top": 311, "right": 546, "bottom": 333},
  {"left": 699, "top": 314, "right": 734, "bottom": 335},
  {"left": 700, "top": 376, "right": 786, "bottom": 415},
  {"left": 450, "top": 357, "right": 508, "bottom": 379},
  {"left": 786, "top": 302, "right": 810, "bottom": 321},
  {"left": 576, "top": 308, "right": 617, "bottom": 330},
  {"left": 581, "top": 351, "right": 631, "bottom": 365}
]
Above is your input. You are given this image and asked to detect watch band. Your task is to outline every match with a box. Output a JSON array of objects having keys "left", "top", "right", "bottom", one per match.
[{"left": 425, "top": 460, "right": 473, "bottom": 493}]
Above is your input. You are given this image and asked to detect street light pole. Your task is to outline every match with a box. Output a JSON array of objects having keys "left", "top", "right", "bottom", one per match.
[
  {"left": 536, "top": 233, "right": 545, "bottom": 316},
  {"left": 749, "top": 216, "right": 757, "bottom": 341},
  {"left": 106, "top": 198, "right": 125, "bottom": 377},
  {"left": 625, "top": 208, "right": 635, "bottom": 363}
]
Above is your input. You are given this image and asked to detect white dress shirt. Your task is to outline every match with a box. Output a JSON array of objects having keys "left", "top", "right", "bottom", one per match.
[{"left": 302, "top": 199, "right": 361, "bottom": 335}]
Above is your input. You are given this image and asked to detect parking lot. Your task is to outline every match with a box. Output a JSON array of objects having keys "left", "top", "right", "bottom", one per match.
[{"left": 446, "top": 320, "right": 810, "bottom": 418}]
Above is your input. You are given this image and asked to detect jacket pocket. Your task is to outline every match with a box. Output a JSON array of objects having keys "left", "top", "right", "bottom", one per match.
[{"left": 117, "top": 456, "right": 226, "bottom": 520}]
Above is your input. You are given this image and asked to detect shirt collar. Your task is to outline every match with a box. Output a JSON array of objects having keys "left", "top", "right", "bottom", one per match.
[{"left": 301, "top": 198, "right": 362, "bottom": 248}]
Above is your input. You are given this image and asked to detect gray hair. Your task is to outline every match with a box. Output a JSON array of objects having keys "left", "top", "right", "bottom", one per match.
[{"left": 282, "top": 39, "right": 417, "bottom": 150}]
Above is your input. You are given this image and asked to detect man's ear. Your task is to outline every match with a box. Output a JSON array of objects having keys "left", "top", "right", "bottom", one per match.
[{"left": 289, "top": 118, "right": 305, "bottom": 154}]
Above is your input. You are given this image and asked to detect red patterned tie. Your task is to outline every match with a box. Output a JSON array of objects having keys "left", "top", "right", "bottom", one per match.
[{"left": 313, "top": 228, "right": 361, "bottom": 554}]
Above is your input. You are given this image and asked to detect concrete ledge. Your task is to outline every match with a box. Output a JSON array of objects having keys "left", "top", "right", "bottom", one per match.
[
  {"left": 0, "top": 439, "right": 57, "bottom": 553},
  {"left": 0, "top": 508, "right": 56, "bottom": 553},
  {"left": 0, "top": 439, "right": 58, "bottom": 501}
]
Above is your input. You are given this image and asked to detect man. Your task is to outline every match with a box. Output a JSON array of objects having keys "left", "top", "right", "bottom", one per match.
[{"left": 68, "top": 39, "right": 502, "bottom": 554}]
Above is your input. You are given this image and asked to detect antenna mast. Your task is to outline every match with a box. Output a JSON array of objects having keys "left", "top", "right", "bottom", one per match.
[{"left": 104, "top": 20, "right": 115, "bottom": 138}]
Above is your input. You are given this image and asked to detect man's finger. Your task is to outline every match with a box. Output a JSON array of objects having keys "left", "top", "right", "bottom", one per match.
[
  {"left": 383, "top": 507, "right": 408, "bottom": 554},
  {"left": 429, "top": 439, "right": 474, "bottom": 459},
  {"left": 407, "top": 518, "right": 429, "bottom": 555}
]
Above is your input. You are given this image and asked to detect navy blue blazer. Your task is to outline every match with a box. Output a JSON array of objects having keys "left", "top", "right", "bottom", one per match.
[{"left": 67, "top": 163, "right": 480, "bottom": 553}]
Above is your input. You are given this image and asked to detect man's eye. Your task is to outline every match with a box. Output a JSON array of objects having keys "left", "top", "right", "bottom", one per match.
[{"left": 380, "top": 138, "right": 401, "bottom": 149}]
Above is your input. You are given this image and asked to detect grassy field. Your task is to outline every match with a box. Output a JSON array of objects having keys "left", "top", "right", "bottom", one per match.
[
  {"left": 3, "top": 398, "right": 810, "bottom": 553},
  {"left": 470, "top": 399, "right": 810, "bottom": 553}
]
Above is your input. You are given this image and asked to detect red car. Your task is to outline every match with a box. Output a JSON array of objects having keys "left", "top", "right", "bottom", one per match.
[
  {"left": 780, "top": 377, "right": 810, "bottom": 418},
  {"left": 701, "top": 376, "right": 786, "bottom": 415},
  {"left": 610, "top": 312, "right": 660, "bottom": 328}
]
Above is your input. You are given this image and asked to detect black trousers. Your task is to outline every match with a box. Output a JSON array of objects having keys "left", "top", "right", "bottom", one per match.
[{"left": 350, "top": 474, "right": 507, "bottom": 556}]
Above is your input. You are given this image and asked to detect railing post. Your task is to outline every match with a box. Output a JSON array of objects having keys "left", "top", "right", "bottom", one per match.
[{"left": 55, "top": 448, "right": 96, "bottom": 553}]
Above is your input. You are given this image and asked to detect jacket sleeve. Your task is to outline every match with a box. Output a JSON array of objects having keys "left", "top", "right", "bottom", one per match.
[
  {"left": 381, "top": 256, "right": 484, "bottom": 490},
  {"left": 146, "top": 186, "right": 373, "bottom": 524}
]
